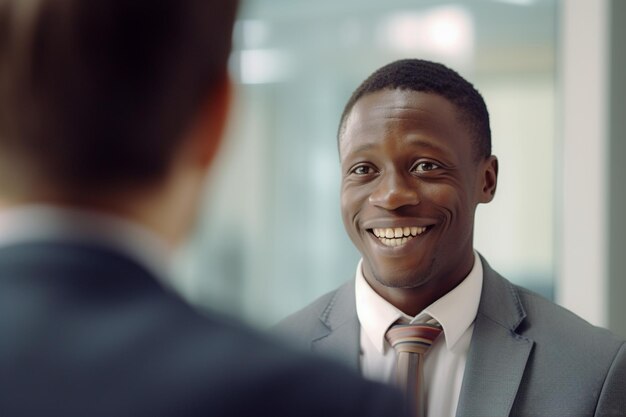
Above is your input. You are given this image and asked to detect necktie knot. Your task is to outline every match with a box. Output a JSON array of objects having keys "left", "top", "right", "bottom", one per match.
[{"left": 386, "top": 323, "right": 443, "bottom": 354}]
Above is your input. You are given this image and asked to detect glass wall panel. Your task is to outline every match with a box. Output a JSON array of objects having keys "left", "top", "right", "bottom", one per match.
[{"left": 173, "top": 0, "right": 558, "bottom": 326}]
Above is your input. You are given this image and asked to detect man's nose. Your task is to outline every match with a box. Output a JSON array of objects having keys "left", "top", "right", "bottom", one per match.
[{"left": 368, "top": 171, "right": 420, "bottom": 210}]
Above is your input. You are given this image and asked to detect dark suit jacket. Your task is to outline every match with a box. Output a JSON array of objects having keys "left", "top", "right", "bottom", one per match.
[
  {"left": 0, "top": 241, "right": 406, "bottom": 417},
  {"left": 276, "top": 256, "right": 626, "bottom": 417}
]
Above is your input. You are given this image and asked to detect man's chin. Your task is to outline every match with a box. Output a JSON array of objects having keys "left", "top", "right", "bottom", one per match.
[
  {"left": 362, "top": 257, "right": 435, "bottom": 290},
  {"left": 371, "top": 269, "right": 433, "bottom": 289}
]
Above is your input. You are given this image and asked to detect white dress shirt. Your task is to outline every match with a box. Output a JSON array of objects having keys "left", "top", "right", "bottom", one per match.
[
  {"left": 355, "top": 252, "right": 483, "bottom": 417},
  {"left": 0, "top": 204, "right": 172, "bottom": 285}
]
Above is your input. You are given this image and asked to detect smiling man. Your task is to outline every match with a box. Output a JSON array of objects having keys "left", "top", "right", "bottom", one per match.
[{"left": 277, "top": 59, "right": 626, "bottom": 417}]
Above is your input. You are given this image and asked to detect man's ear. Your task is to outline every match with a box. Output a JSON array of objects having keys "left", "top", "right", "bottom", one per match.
[
  {"left": 184, "top": 72, "right": 233, "bottom": 170},
  {"left": 478, "top": 155, "right": 498, "bottom": 203}
]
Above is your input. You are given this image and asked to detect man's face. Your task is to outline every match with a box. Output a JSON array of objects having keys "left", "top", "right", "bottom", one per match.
[{"left": 340, "top": 89, "right": 496, "bottom": 291}]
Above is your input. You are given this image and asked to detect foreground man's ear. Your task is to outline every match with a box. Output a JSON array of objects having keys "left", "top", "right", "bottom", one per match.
[{"left": 184, "top": 72, "right": 233, "bottom": 170}]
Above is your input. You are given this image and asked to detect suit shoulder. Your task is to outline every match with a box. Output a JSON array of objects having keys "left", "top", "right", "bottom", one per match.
[
  {"left": 272, "top": 281, "right": 352, "bottom": 347},
  {"left": 152, "top": 310, "right": 405, "bottom": 417},
  {"left": 513, "top": 283, "right": 624, "bottom": 353},
  {"left": 275, "top": 282, "right": 349, "bottom": 330}
]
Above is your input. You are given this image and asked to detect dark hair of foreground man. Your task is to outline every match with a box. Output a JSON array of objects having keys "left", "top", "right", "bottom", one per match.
[{"left": 0, "top": 1, "right": 406, "bottom": 416}]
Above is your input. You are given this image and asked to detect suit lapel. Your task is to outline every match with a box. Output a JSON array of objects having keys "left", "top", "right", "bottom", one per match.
[
  {"left": 456, "top": 256, "right": 534, "bottom": 417},
  {"left": 311, "top": 281, "right": 361, "bottom": 371}
]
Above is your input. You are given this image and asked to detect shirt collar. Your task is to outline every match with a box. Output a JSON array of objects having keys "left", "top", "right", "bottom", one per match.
[
  {"left": 0, "top": 204, "right": 173, "bottom": 284},
  {"left": 355, "top": 251, "right": 483, "bottom": 354},
  {"left": 355, "top": 258, "right": 406, "bottom": 354}
]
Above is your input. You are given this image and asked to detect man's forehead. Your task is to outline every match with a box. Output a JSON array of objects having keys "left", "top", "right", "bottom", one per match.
[
  {"left": 342, "top": 90, "right": 459, "bottom": 136},
  {"left": 337, "top": 89, "right": 478, "bottom": 166},
  {"left": 342, "top": 89, "right": 459, "bottom": 131},
  {"left": 355, "top": 88, "right": 454, "bottom": 112}
]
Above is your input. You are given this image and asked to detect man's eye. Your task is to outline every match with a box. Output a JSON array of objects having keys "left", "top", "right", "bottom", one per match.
[
  {"left": 413, "top": 162, "right": 440, "bottom": 172},
  {"left": 352, "top": 165, "right": 374, "bottom": 175}
]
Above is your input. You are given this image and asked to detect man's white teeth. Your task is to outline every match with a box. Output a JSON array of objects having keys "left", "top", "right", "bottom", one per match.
[
  {"left": 372, "top": 226, "right": 427, "bottom": 238},
  {"left": 379, "top": 237, "right": 411, "bottom": 247}
]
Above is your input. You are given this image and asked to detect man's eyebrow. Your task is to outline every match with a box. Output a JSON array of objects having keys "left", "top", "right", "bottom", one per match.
[{"left": 342, "top": 142, "right": 377, "bottom": 155}]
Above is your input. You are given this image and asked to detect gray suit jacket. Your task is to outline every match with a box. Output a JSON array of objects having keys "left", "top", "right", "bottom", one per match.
[{"left": 276, "top": 256, "right": 626, "bottom": 417}]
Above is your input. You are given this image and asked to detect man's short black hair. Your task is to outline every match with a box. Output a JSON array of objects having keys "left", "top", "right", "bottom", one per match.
[
  {"left": 338, "top": 59, "right": 491, "bottom": 160},
  {"left": 0, "top": 0, "right": 238, "bottom": 195}
]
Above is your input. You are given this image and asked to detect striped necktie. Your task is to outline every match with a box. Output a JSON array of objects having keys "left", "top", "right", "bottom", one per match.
[{"left": 385, "top": 319, "right": 443, "bottom": 417}]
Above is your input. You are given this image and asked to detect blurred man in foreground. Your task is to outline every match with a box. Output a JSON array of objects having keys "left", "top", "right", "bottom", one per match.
[{"left": 0, "top": 1, "right": 406, "bottom": 416}]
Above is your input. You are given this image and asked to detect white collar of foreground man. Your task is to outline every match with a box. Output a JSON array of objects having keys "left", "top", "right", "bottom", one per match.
[{"left": 0, "top": 204, "right": 172, "bottom": 286}]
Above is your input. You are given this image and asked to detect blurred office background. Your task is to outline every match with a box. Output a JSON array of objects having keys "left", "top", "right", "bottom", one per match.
[{"left": 173, "top": 0, "right": 626, "bottom": 337}]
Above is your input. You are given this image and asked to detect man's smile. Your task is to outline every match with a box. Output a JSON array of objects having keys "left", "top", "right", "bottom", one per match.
[
  {"left": 368, "top": 226, "right": 431, "bottom": 247},
  {"left": 361, "top": 216, "right": 438, "bottom": 252}
]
